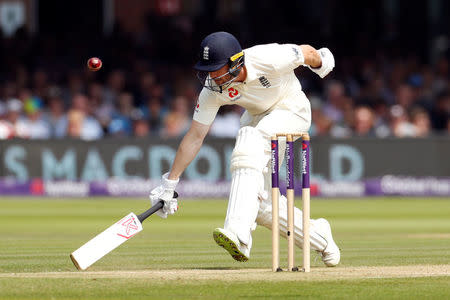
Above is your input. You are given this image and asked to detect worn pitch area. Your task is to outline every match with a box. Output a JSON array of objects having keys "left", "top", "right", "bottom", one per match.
[{"left": 2, "top": 265, "right": 449, "bottom": 281}]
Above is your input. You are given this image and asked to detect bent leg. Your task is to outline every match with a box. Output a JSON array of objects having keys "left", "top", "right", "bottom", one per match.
[
  {"left": 256, "top": 187, "right": 327, "bottom": 251},
  {"left": 254, "top": 109, "right": 340, "bottom": 266},
  {"left": 216, "top": 126, "right": 270, "bottom": 260}
]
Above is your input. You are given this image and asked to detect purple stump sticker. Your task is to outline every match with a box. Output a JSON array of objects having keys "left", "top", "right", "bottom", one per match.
[
  {"left": 302, "top": 140, "right": 310, "bottom": 188},
  {"left": 286, "top": 140, "right": 294, "bottom": 189},
  {"left": 271, "top": 138, "right": 279, "bottom": 188}
]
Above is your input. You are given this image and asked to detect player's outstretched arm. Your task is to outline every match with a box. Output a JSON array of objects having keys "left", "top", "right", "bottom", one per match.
[
  {"left": 169, "top": 120, "right": 211, "bottom": 180},
  {"left": 299, "top": 44, "right": 335, "bottom": 78},
  {"left": 149, "top": 120, "right": 211, "bottom": 218}
]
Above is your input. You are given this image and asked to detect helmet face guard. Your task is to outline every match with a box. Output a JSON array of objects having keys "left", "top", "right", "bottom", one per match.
[{"left": 196, "top": 52, "right": 244, "bottom": 93}]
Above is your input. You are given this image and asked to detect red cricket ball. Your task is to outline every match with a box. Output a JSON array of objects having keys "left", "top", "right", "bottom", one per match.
[{"left": 87, "top": 57, "right": 102, "bottom": 71}]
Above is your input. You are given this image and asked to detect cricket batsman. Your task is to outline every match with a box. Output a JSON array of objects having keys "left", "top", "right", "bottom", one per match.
[{"left": 149, "top": 32, "right": 340, "bottom": 267}]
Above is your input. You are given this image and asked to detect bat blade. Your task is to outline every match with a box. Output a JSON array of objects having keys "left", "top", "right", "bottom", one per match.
[{"left": 70, "top": 212, "right": 143, "bottom": 270}]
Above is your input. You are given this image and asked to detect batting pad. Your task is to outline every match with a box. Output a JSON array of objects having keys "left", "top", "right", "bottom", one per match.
[
  {"left": 256, "top": 195, "right": 327, "bottom": 251},
  {"left": 230, "top": 126, "right": 270, "bottom": 173},
  {"left": 224, "top": 168, "right": 263, "bottom": 248}
]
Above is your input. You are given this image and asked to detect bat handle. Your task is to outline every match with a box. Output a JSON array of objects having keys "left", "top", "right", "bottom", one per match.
[
  {"left": 137, "top": 201, "right": 164, "bottom": 222},
  {"left": 137, "top": 191, "right": 179, "bottom": 223}
]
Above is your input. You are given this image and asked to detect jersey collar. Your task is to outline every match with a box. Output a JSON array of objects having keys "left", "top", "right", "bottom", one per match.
[{"left": 242, "top": 53, "right": 258, "bottom": 84}]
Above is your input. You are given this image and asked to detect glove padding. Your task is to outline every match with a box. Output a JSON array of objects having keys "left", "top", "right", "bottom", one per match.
[
  {"left": 308, "top": 48, "right": 335, "bottom": 78},
  {"left": 149, "top": 172, "right": 179, "bottom": 218}
]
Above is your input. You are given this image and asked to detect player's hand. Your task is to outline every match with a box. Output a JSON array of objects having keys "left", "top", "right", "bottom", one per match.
[
  {"left": 149, "top": 172, "right": 179, "bottom": 218},
  {"left": 308, "top": 48, "right": 335, "bottom": 78}
]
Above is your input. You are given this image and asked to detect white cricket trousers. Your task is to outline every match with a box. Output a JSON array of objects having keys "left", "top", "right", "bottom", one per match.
[{"left": 224, "top": 106, "right": 326, "bottom": 254}]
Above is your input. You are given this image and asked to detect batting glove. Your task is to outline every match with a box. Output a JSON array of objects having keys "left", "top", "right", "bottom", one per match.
[
  {"left": 308, "top": 48, "right": 335, "bottom": 78},
  {"left": 149, "top": 172, "right": 179, "bottom": 218}
]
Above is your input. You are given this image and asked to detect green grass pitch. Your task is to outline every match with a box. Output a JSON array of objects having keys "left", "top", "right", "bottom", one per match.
[{"left": 0, "top": 197, "right": 449, "bottom": 299}]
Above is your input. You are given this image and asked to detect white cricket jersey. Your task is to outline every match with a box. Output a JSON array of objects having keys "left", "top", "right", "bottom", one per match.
[{"left": 193, "top": 43, "right": 310, "bottom": 125}]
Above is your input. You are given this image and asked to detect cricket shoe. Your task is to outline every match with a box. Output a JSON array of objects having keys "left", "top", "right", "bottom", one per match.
[
  {"left": 213, "top": 228, "right": 249, "bottom": 262},
  {"left": 314, "top": 218, "right": 340, "bottom": 267}
]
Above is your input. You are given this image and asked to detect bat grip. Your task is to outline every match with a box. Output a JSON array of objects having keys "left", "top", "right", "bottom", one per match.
[
  {"left": 137, "top": 191, "right": 178, "bottom": 223},
  {"left": 138, "top": 201, "right": 164, "bottom": 222}
]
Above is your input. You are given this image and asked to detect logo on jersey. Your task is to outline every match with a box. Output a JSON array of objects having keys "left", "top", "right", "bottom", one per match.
[
  {"left": 227, "top": 88, "right": 241, "bottom": 101},
  {"left": 194, "top": 100, "right": 200, "bottom": 112},
  {"left": 292, "top": 47, "right": 300, "bottom": 59},
  {"left": 258, "top": 76, "right": 271, "bottom": 88},
  {"left": 203, "top": 46, "right": 209, "bottom": 60}
]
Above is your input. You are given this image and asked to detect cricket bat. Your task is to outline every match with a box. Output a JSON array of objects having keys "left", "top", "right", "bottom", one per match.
[{"left": 70, "top": 193, "right": 177, "bottom": 270}]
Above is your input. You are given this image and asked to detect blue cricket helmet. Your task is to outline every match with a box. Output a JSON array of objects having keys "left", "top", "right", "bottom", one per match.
[
  {"left": 194, "top": 32, "right": 242, "bottom": 72},
  {"left": 194, "top": 32, "right": 245, "bottom": 93}
]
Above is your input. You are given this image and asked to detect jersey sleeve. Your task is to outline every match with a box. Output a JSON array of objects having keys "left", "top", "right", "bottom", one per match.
[
  {"left": 264, "top": 43, "right": 305, "bottom": 74},
  {"left": 192, "top": 88, "right": 221, "bottom": 125}
]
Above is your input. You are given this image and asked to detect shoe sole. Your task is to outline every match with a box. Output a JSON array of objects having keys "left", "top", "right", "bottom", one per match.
[{"left": 213, "top": 229, "right": 248, "bottom": 262}]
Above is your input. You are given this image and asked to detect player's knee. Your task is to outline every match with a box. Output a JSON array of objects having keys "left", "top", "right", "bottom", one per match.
[
  {"left": 256, "top": 200, "right": 272, "bottom": 227},
  {"left": 230, "top": 126, "right": 269, "bottom": 173}
]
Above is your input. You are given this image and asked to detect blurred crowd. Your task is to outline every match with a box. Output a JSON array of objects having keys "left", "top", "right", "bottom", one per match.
[
  {"left": 0, "top": 71, "right": 198, "bottom": 140},
  {"left": 304, "top": 54, "right": 450, "bottom": 138},
  {"left": 0, "top": 26, "right": 448, "bottom": 140}
]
